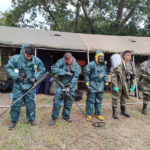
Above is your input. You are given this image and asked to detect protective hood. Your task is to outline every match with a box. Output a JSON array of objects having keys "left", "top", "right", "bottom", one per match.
[
  {"left": 95, "top": 50, "right": 104, "bottom": 64},
  {"left": 20, "top": 44, "right": 31, "bottom": 56},
  {"left": 110, "top": 54, "right": 122, "bottom": 69}
]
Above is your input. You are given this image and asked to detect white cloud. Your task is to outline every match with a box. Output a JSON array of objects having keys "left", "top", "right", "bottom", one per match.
[
  {"left": 2, "top": 0, "right": 11, "bottom": 5},
  {"left": 0, "top": 0, "right": 12, "bottom": 12}
]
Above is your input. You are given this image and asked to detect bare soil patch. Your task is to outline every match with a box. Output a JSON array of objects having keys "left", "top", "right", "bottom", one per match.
[{"left": 0, "top": 92, "right": 149, "bottom": 150}]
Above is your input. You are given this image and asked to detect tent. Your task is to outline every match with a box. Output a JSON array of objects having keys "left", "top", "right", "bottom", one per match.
[{"left": 0, "top": 26, "right": 150, "bottom": 58}]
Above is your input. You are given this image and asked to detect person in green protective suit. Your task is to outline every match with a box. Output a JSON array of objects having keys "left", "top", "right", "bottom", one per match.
[
  {"left": 84, "top": 50, "right": 108, "bottom": 122},
  {"left": 138, "top": 57, "right": 150, "bottom": 115},
  {"left": 6, "top": 44, "right": 45, "bottom": 129},
  {"left": 49, "top": 53, "right": 81, "bottom": 126},
  {"left": 111, "top": 50, "right": 136, "bottom": 119}
]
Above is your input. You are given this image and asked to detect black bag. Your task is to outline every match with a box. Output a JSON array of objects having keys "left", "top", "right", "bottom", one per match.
[{"left": 75, "top": 90, "right": 83, "bottom": 101}]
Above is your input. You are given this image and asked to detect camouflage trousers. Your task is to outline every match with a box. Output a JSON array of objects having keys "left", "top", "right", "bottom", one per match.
[
  {"left": 112, "top": 90, "right": 127, "bottom": 107},
  {"left": 143, "top": 94, "right": 150, "bottom": 104}
]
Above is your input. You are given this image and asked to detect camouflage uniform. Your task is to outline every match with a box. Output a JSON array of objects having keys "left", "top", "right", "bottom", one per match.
[
  {"left": 138, "top": 60, "right": 150, "bottom": 114},
  {"left": 111, "top": 59, "right": 135, "bottom": 118},
  {"left": 0, "top": 48, "right": 12, "bottom": 90},
  {"left": 111, "top": 62, "right": 135, "bottom": 107},
  {"left": 0, "top": 48, "right": 11, "bottom": 66}
]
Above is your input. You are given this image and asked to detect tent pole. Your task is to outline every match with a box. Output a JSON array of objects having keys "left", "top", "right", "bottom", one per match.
[
  {"left": 35, "top": 48, "right": 37, "bottom": 57},
  {"left": 87, "top": 47, "right": 90, "bottom": 63},
  {"left": 133, "top": 55, "right": 139, "bottom": 101},
  {"left": 34, "top": 48, "right": 37, "bottom": 103}
]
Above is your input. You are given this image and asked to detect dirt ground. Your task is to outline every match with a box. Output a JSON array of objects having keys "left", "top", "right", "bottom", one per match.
[{"left": 0, "top": 92, "right": 150, "bottom": 150}]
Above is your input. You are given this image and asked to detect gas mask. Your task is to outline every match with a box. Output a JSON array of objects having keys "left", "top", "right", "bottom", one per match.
[{"left": 98, "top": 56, "right": 105, "bottom": 65}]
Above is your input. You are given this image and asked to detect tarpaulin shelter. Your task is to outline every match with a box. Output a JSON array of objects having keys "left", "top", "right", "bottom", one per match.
[
  {"left": 0, "top": 26, "right": 150, "bottom": 63},
  {"left": 0, "top": 26, "right": 149, "bottom": 92}
]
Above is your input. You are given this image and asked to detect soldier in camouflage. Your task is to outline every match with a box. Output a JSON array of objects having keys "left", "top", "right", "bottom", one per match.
[
  {"left": 111, "top": 50, "right": 136, "bottom": 119},
  {"left": 0, "top": 48, "right": 12, "bottom": 90},
  {"left": 138, "top": 58, "right": 150, "bottom": 115},
  {"left": 1, "top": 48, "right": 11, "bottom": 66}
]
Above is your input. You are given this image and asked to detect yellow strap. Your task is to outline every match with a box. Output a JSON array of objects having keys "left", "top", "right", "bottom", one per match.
[{"left": 95, "top": 53, "right": 104, "bottom": 64}]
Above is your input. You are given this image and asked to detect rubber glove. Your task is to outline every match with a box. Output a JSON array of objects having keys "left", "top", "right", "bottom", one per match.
[
  {"left": 130, "top": 85, "right": 135, "bottom": 91},
  {"left": 114, "top": 86, "right": 119, "bottom": 92}
]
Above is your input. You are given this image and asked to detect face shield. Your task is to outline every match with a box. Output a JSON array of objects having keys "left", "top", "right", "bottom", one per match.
[{"left": 110, "top": 54, "right": 122, "bottom": 69}]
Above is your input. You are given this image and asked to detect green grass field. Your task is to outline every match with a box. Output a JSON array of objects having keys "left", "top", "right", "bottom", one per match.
[{"left": 0, "top": 93, "right": 149, "bottom": 150}]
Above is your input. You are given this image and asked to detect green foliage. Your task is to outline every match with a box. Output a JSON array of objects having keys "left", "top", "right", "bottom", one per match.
[{"left": 0, "top": 0, "right": 150, "bottom": 36}]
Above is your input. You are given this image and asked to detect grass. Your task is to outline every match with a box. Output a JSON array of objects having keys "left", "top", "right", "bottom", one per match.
[
  {"left": 0, "top": 108, "right": 37, "bottom": 150},
  {"left": 0, "top": 105, "right": 85, "bottom": 150},
  {"left": 36, "top": 94, "right": 53, "bottom": 105},
  {"left": 0, "top": 93, "right": 149, "bottom": 150},
  {"left": 35, "top": 92, "right": 112, "bottom": 106},
  {"left": 0, "top": 105, "right": 92, "bottom": 150}
]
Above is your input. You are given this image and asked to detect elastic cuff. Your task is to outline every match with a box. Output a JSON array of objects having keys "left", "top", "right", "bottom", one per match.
[{"left": 85, "top": 82, "right": 89, "bottom": 86}]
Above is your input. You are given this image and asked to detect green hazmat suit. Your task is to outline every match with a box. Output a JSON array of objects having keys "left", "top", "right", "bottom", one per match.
[
  {"left": 84, "top": 51, "right": 108, "bottom": 116},
  {"left": 51, "top": 57, "right": 81, "bottom": 120},
  {"left": 5, "top": 44, "right": 45, "bottom": 122},
  {"left": 138, "top": 60, "right": 150, "bottom": 104}
]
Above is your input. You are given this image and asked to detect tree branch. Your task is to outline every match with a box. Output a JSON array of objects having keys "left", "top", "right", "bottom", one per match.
[
  {"left": 42, "top": 0, "right": 60, "bottom": 30},
  {"left": 79, "top": 0, "right": 94, "bottom": 33},
  {"left": 120, "top": 4, "right": 137, "bottom": 26},
  {"left": 116, "top": 0, "right": 125, "bottom": 22},
  {"left": 88, "top": 1, "right": 96, "bottom": 16},
  {"left": 73, "top": 2, "right": 80, "bottom": 32}
]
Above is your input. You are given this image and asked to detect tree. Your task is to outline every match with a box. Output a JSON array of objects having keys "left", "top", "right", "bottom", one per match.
[
  {"left": 5, "top": 0, "right": 73, "bottom": 30},
  {"left": 0, "top": 0, "right": 150, "bottom": 36},
  {"left": 77, "top": 0, "right": 150, "bottom": 34}
]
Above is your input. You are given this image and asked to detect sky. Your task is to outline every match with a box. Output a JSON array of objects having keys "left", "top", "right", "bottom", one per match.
[{"left": 0, "top": 0, "right": 12, "bottom": 12}]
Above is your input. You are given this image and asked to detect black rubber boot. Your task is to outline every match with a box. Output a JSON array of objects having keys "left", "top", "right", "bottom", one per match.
[
  {"left": 9, "top": 122, "right": 16, "bottom": 130},
  {"left": 121, "top": 106, "right": 130, "bottom": 118},
  {"left": 63, "top": 118, "right": 73, "bottom": 122},
  {"left": 142, "top": 103, "right": 147, "bottom": 115},
  {"left": 112, "top": 106, "right": 118, "bottom": 119},
  {"left": 29, "top": 120, "right": 35, "bottom": 126},
  {"left": 49, "top": 120, "right": 55, "bottom": 126}
]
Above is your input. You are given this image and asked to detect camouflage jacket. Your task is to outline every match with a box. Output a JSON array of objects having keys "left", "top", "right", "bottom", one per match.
[
  {"left": 111, "top": 60, "right": 136, "bottom": 98},
  {"left": 138, "top": 60, "right": 150, "bottom": 94}
]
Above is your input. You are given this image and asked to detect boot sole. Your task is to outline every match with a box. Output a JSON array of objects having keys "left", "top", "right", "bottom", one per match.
[
  {"left": 142, "top": 112, "right": 147, "bottom": 115},
  {"left": 121, "top": 113, "right": 130, "bottom": 118},
  {"left": 9, "top": 127, "right": 15, "bottom": 130},
  {"left": 113, "top": 116, "right": 118, "bottom": 119},
  {"left": 49, "top": 121, "right": 55, "bottom": 126}
]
